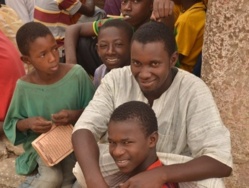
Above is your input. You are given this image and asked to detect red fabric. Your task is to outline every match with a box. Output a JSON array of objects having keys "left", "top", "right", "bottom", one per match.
[
  {"left": 146, "top": 160, "right": 178, "bottom": 188},
  {"left": 0, "top": 31, "right": 25, "bottom": 121},
  {"left": 34, "top": 9, "right": 71, "bottom": 25},
  {"left": 59, "top": 0, "right": 78, "bottom": 10}
]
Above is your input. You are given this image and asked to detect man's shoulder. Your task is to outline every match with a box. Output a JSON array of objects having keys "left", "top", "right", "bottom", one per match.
[
  {"left": 174, "top": 69, "right": 209, "bottom": 92},
  {"left": 175, "top": 69, "right": 202, "bottom": 83}
]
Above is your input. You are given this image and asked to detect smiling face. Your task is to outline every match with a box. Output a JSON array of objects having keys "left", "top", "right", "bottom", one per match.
[
  {"left": 108, "top": 119, "right": 157, "bottom": 174},
  {"left": 131, "top": 40, "right": 178, "bottom": 100},
  {"left": 22, "top": 34, "right": 60, "bottom": 75},
  {"left": 121, "top": 0, "right": 153, "bottom": 29},
  {"left": 97, "top": 27, "right": 131, "bottom": 71}
]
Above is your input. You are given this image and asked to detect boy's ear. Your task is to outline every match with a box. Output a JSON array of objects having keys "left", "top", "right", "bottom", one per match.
[
  {"left": 148, "top": 131, "right": 158, "bottom": 148},
  {"left": 21, "top": 56, "right": 31, "bottom": 65},
  {"left": 170, "top": 51, "right": 179, "bottom": 67}
]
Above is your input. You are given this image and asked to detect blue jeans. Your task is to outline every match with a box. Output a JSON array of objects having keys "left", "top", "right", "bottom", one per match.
[{"left": 19, "top": 153, "right": 76, "bottom": 188}]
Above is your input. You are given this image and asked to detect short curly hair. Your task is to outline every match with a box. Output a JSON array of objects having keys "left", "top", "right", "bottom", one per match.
[
  {"left": 109, "top": 101, "right": 158, "bottom": 136},
  {"left": 99, "top": 19, "right": 133, "bottom": 41},
  {"left": 131, "top": 21, "right": 176, "bottom": 56},
  {"left": 16, "top": 22, "right": 53, "bottom": 55}
]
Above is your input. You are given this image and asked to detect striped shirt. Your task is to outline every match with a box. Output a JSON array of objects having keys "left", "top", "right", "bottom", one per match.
[
  {"left": 34, "top": 0, "right": 82, "bottom": 45},
  {"left": 74, "top": 66, "right": 232, "bottom": 187}
]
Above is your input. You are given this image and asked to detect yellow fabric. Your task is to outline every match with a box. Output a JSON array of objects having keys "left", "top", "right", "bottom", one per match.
[
  {"left": 173, "top": 5, "right": 181, "bottom": 22},
  {"left": 0, "top": 4, "right": 23, "bottom": 46},
  {"left": 175, "top": 2, "right": 206, "bottom": 72}
]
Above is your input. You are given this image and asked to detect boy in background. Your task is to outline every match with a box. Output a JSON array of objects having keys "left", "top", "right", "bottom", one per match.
[
  {"left": 3, "top": 22, "right": 95, "bottom": 187},
  {"left": 108, "top": 101, "right": 178, "bottom": 188},
  {"left": 94, "top": 19, "right": 133, "bottom": 87},
  {"left": 65, "top": 0, "right": 174, "bottom": 76},
  {"left": 173, "top": 0, "right": 206, "bottom": 73}
]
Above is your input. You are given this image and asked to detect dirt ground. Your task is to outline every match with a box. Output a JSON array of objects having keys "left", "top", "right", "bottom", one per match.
[{"left": 0, "top": 185, "right": 12, "bottom": 188}]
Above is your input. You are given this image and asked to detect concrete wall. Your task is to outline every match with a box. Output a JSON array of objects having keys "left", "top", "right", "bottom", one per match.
[{"left": 202, "top": 0, "right": 249, "bottom": 187}]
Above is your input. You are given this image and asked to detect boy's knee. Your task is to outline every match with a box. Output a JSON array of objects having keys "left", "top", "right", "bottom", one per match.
[
  {"left": 35, "top": 158, "right": 64, "bottom": 187},
  {"left": 19, "top": 170, "right": 63, "bottom": 188},
  {"left": 37, "top": 169, "right": 63, "bottom": 187},
  {"left": 45, "top": 169, "right": 63, "bottom": 183}
]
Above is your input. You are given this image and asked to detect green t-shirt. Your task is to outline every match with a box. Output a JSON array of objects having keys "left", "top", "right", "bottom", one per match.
[{"left": 3, "top": 64, "right": 95, "bottom": 175}]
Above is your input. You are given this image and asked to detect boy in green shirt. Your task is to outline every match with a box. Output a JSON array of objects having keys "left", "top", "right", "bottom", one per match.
[{"left": 3, "top": 22, "right": 95, "bottom": 188}]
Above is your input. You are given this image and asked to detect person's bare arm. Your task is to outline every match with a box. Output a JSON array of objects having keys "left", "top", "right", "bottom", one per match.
[
  {"left": 151, "top": 0, "right": 174, "bottom": 20},
  {"left": 120, "top": 156, "right": 232, "bottom": 187},
  {"left": 72, "top": 129, "right": 108, "bottom": 187},
  {"left": 150, "top": 0, "right": 175, "bottom": 31},
  {"left": 77, "top": 0, "right": 95, "bottom": 17},
  {"left": 64, "top": 22, "right": 95, "bottom": 64}
]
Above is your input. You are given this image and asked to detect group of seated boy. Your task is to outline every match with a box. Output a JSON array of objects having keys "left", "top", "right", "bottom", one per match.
[{"left": 1, "top": 0, "right": 232, "bottom": 187}]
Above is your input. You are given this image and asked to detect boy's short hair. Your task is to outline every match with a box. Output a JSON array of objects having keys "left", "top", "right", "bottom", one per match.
[
  {"left": 99, "top": 19, "right": 133, "bottom": 41},
  {"left": 131, "top": 21, "right": 176, "bottom": 56},
  {"left": 16, "top": 22, "right": 53, "bottom": 55},
  {"left": 109, "top": 101, "right": 158, "bottom": 136}
]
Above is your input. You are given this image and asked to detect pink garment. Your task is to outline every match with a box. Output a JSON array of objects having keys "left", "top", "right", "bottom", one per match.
[{"left": 0, "top": 30, "right": 25, "bottom": 121}]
